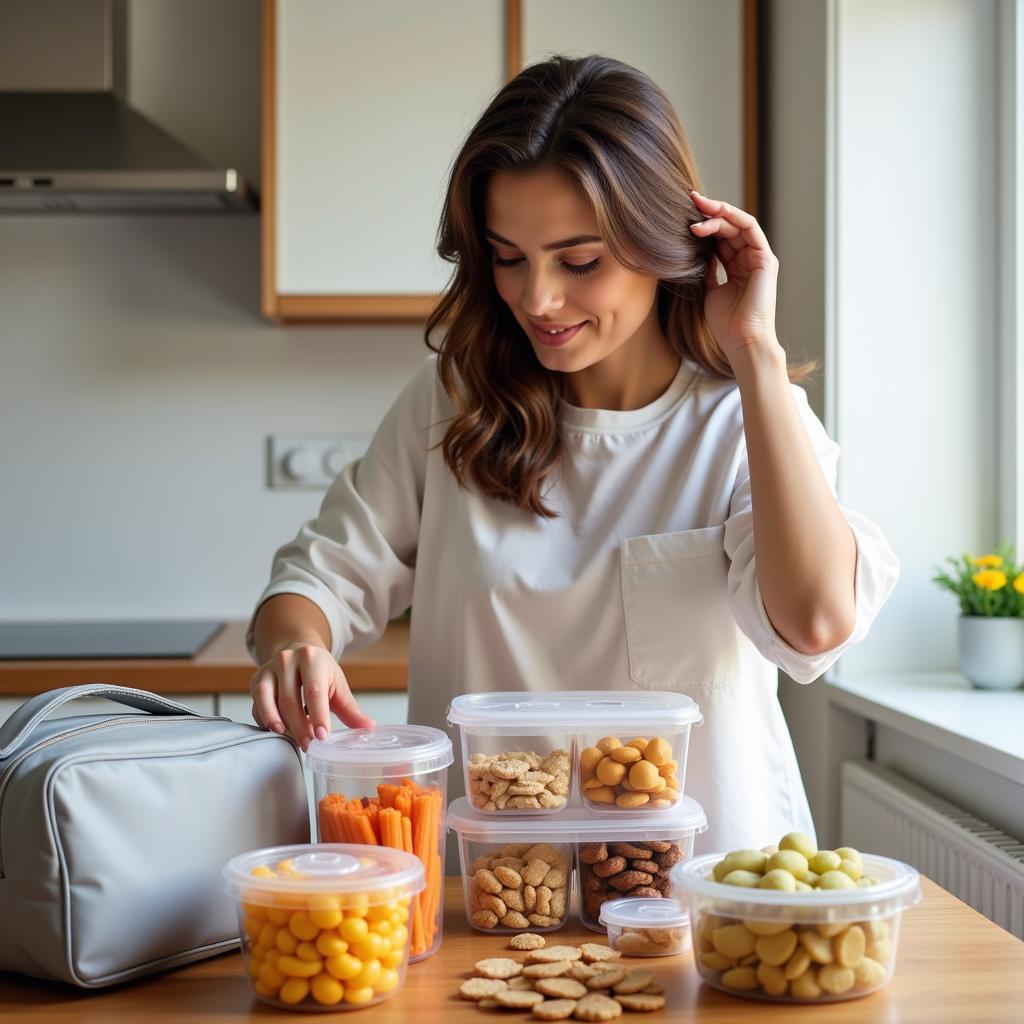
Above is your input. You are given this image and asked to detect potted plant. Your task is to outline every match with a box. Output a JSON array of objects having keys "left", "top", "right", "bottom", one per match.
[{"left": 932, "top": 542, "right": 1024, "bottom": 689}]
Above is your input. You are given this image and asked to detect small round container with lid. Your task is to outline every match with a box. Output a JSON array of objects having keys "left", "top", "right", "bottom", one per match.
[
  {"left": 671, "top": 852, "right": 921, "bottom": 1003},
  {"left": 306, "top": 726, "right": 452, "bottom": 961},
  {"left": 223, "top": 843, "right": 424, "bottom": 1012},
  {"left": 446, "top": 690, "right": 702, "bottom": 814},
  {"left": 447, "top": 795, "right": 707, "bottom": 933},
  {"left": 599, "top": 897, "right": 691, "bottom": 956}
]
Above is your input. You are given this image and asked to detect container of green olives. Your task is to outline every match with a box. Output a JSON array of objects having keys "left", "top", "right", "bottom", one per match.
[{"left": 670, "top": 833, "right": 921, "bottom": 1003}]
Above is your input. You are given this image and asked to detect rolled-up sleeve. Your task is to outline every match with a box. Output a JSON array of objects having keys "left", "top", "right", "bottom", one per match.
[
  {"left": 244, "top": 356, "right": 437, "bottom": 664},
  {"left": 722, "top": 383, "right": 900, "bottom": 684}
]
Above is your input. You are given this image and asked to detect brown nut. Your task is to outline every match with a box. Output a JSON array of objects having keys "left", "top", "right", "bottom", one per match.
[
  {"left": 592, "top": 856, "right": 628, "bottom": 878},
  {"left": 579, "top": 843, "right": 608, "bottom": 865},
  {"left": 608, "top": 871, "right": 654, "bottom": 891}
]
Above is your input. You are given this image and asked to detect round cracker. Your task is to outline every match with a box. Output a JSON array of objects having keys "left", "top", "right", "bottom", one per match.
[
  {"left": 535, "top": 978, "right": 588, "bottom": 999},
  {"left": 495, "top": 989, "right": 545, "bottom": 1008},
  {"left": 533, "top": 998, "right": 579, "bottom": 1020},
  {"left": 614, "top": 993, "right": 666, "bottom": 1012},
  {"left": 573, "top": 993, "right": 623, "bottom": 1021},
  {"left": 460, "top": 978, "right": 509, "bottom": 1001},
  {"left": 475, "top": 957, "right": 523, "bottom": 980}
]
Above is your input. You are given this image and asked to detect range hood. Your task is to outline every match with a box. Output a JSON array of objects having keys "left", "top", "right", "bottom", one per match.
[{"left": 0, "top": 0, "right": 255, "bottom": 212}]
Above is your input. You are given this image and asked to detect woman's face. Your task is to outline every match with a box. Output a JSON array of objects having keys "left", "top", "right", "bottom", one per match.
[{"left": 484, "top": 167, "right": 663, "bottom": 376}]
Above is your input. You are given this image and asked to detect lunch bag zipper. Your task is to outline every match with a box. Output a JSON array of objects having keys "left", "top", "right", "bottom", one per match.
[{"left": 0, "top": 714, "right": 222, "bottom": 875}]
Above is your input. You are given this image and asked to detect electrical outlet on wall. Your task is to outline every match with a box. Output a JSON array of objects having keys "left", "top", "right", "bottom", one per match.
[{"left": 267, "top": 434, "right": 372, "bottom": 489}]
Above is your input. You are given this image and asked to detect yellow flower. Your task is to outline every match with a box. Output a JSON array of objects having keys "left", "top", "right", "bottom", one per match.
[
  {"left": 971, "top": 554, "right": 1004, "bottom": 568},
  {"left": 1015, "top": 574, "right": 1024, "bottom": 595},
  {"left": 972, "top": 569, "right": 1008, "bottom": 590}
]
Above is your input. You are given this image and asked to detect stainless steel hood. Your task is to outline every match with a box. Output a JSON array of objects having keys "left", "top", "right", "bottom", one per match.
[{"left": 0, "top": 0, "right": 255, "bottom": 212}]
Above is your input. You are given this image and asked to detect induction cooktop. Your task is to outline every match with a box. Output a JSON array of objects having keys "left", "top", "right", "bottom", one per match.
[{"left": 0, "top": 620, "right": 224, "bottom": 660}]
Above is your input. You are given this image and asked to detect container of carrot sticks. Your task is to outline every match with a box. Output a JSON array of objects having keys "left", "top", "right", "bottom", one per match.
[{"left": 307, "top": 726, "right": 453, "bottom": 962}]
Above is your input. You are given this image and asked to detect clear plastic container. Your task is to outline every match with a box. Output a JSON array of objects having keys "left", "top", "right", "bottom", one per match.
[
  {"left": 447, "top": 795, "right": 707, "bottom": 934},
  {"left": 446, "top": 691, "right": 702, "bottom": 815},
  {"left": 671, "top": 852, "right": 921, "bottom": 1003},
  {"left": 306, "top": 726, "right": 452, "bottom": 961},
  {"left": 599, "top": 897, "right": 691, "bottom": 956},
  {"left": 223, "top": 843, "right": 424, "bottom": 1012}
]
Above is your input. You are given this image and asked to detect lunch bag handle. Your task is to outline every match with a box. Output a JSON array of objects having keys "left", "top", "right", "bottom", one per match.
[{"left": 0, "top": 684, "right": 208, "bottom": 759}]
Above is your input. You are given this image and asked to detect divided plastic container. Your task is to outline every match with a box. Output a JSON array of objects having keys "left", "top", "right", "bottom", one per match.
[
  {"left": 447, "top": 795, "right": 707, "bottom": 933},
  {"left": 446, "top": 691, "right": 702, "bottom": 814},
  {"left": 306, "top": 726, "right": 452, "bottom": 961},
  {"left": 671, "top": 852, "right": 921, "bottom": 1003},
  {"left": 223, "top": 843, "right": 424, "bottom": 1012},
  {"left": 599, "top": 897, "right": 691, "bottom": 957}
]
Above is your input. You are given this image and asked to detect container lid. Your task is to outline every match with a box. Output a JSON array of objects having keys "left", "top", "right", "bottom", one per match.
[
  {"left": 599, "top": 896, "right": 689, "bottom": 930},
  {"left": 446, "top": 690, "right": 702, "bottom": 733},
  {"left": 306, "top": 725, "right": 453, "bottom": 779},
  {"left": 670, "top": 852, "right": 922, "bottom": 924},
  {"left": 223, "top": 843, "right": 425, "bottom": 903},
  {"left": 446, "top": 795, "right": 707, "bottom": 842}
]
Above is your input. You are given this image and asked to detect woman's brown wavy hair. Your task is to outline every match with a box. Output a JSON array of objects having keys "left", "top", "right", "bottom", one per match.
[{"left": 424, "top": 53, "right": 818, "bottom": 518}]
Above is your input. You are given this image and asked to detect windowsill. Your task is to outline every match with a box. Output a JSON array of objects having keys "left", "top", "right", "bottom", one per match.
[{"left": 824, "top": 671, "right": 1024, "bottom": 787}]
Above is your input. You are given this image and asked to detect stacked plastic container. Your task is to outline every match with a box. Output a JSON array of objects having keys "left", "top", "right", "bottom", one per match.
[
  {"left": 304, "top": 726, "right": 453, "bottom": 962},
  {"left": 446, "top": 691, "right": 706, "bottom": 936}
]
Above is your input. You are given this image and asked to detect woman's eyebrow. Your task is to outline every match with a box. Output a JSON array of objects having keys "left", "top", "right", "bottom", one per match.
[{"left": 484, "top": 228, "right": 603, "bottom": 251}]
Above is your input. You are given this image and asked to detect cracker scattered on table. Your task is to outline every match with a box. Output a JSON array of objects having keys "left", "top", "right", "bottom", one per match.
[
  {"left": 614, "top": 993, "right": 666, "bottom": 1012},
  {"left": 509, "top": 975, "right": 537, "bottom": 990},
  {"left": 611, "top": 970, "right": 654, "bottom": 995},
  {"left": 573, "top": 993, "right": 624, "bottom": 1021},
  {"left": 461, "top": 978, "right": 510, "bottom": 1001},
  {"left": 585, "top": 967, "right": 625, "bottom": 989},
  {"left": 572, "top": 963, "right": 622, "bottom": 982},
  {"left": 527, "top": 945, "right": 583, "bottom": 964},
  {"left": 495, "top": 989, "right": 546, "bottom": 1009},
  {"left": 510, "top": 933, "right": 548, "bottom": 951},
  {"left": 475, "top": 957, "right": 522, "bottom": 980},
  {"left": 533, "top": 998, "right": 579, "bottom": 1020},
  {"left": 523, "top": 960, "right": 575, "bottom": 978},
  {"left": 535, "top": 978, "right": 588, "bottom": 1000},
  {"left": 579, "top": 943, "right": 620, "bottom": 964}
]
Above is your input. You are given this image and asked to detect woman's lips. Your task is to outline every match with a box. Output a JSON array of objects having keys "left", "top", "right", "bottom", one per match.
[{"left": 530, "top": 321, "right": 586, "bottom": 347}]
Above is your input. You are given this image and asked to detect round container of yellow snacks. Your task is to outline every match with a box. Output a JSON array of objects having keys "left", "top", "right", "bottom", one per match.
[
  {"left": 671, "top": 836, "right": 921, "bottom": 1004},
  {"left": 223, "top": 844, "right": 425, "bottom": 1012}
]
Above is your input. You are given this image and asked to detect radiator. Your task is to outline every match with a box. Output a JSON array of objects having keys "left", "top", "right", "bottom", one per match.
[{"left": 840, "top": 760, "right": 1024, "bottom": 939}]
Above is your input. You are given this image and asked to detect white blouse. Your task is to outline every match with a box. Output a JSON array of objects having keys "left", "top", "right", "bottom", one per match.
[{"left": 245, "top": 354, "right": 899, "bottom": 854}]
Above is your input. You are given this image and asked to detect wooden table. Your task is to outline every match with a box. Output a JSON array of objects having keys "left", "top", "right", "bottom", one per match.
[
  {"left": 0, "top": 619, "right": 410, "bottom": 696},
  {"left": 1, "top": 876, "right": 1022, "bottom": 1022}
]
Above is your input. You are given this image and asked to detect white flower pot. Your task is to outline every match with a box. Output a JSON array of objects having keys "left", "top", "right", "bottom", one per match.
[{"left": 957, "top": 616, "right": 1024, "bottom": 690}]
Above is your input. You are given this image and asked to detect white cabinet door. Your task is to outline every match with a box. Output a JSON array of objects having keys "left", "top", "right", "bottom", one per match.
[
  {"left": 522, "top": 0, "right": 745, "bottom": 207},
  {"left": 270, "top": 0, "right": 506, "bottom": 312}
]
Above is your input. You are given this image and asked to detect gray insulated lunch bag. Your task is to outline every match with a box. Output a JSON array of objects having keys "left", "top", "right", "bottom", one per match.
[{"left": 0, "top": 683, "right": 310, "bottom": 987}]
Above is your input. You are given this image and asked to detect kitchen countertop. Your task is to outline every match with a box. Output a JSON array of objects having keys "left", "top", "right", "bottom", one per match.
[
  {"left": 826, "top": 670, "right": 1024, "bottom": 785},
  {"left": 0, "top": 619, "right": 409, "bottom": 696},
  {"left": 1, "top": 875, "right": 1021, "bottom": 1022}
]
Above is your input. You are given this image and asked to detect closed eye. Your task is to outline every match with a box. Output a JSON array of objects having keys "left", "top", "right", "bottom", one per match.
[{"left": 492, "top": 256, "right": 601, "bottom": 277}]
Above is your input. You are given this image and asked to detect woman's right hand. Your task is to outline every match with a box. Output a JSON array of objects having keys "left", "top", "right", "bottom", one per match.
[{"left": 249, "top": 643, "right": 375, "bottom": 751}]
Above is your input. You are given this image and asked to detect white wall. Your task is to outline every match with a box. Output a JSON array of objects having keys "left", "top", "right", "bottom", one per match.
[
  {"left": 0, "top": 0, "right": 427, "bottom": 620},
  {"left": 832, "top": 0, "right": 1000, "bottom": 674}
]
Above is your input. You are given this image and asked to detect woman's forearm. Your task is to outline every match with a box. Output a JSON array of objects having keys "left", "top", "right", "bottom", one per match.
[
  {"left": 732, "top": 342, "right": 857, "bottom": 655},
  {"left": 252, "top": 593, "right": 333, "bottom": 664}
]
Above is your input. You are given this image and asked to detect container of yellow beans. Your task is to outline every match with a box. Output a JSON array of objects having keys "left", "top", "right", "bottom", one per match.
[
  {"left": 446, "top": 691, "right": 702, "bottom": 815},
  {"left": 670, "top": 835, "right": 921, "bottom": 1004},
  {"left": 223, "top": 843, "right": 425, "bottom": 1012}
]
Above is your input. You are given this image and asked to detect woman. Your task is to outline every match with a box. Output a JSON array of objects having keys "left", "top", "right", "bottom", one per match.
[{"left": 245, "top": 54, "right": 898, "bottom": 852}]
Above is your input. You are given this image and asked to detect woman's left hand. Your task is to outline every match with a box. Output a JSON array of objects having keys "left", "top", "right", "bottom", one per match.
[{"left": 689, "top": 191, "right": 780, "bottom": 363}]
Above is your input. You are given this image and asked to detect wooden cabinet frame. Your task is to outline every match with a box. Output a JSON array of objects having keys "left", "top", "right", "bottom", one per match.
[{"left": 261, "top": 0, "right": 759, "bottom": 324}]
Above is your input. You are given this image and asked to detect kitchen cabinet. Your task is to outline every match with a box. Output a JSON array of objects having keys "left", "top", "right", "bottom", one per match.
[
  {"left": 262, "top": 0, "right": 756, "bottom": 323},
  {"left": 0, "top": 619, "right": 410, "bottom": 727}
]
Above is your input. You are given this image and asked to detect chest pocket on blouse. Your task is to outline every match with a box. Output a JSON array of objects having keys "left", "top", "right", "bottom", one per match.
[{"left": 620, "top": 524, "right": 743, "bottom": 692}]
